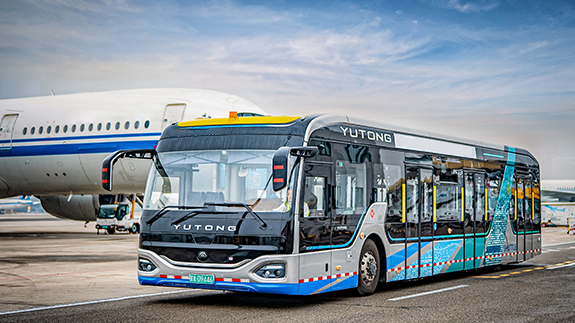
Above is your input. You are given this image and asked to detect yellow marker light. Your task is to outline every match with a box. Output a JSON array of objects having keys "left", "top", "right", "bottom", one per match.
[
  {"left": 229, "top": 111, "right": 238, "bottom": 118},
  {"left": 178, "top": 115, "right": 301, "bottom": 127},
  {"left": 532, "top": 194, "right": 535, "bottom": 220},
  {"left": 336, "top": 265, "right": 342, "bottom": 271},
  {"left": 461, "top": 187, "right": 465, "bottom": 222},
  {"left": 433, "top": 186, "right": 437, "bottom": 222},
  {"left": 485, "top": 188, "right": 488, "bottom": 221},
  {"left": 515, "top": 191, "right": 518, "bottom": 221},
  {"left": 360, "top": 232, "right": 365, "bottom": 239},
  {"left": 402, "top": 183, "right": 406, "bottom": 223}
]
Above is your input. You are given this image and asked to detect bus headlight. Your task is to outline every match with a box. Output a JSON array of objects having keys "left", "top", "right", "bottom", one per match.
[
  {"left": 138, "top": 258, "right": 157, "bottom": 272},
  {"left": 255, "top": 264, "right": 285, "bottom": 279}
]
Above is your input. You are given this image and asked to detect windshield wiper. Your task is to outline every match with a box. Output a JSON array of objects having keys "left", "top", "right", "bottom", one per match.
[
  {"left": 146, "top": 205, "right": 206, "bottom": 226},
  {"left": 204, "top": 202, "right": 268, "bottom": 230},
  {"left": 170, "top": 204, "right": 236, "bottom": 226}
]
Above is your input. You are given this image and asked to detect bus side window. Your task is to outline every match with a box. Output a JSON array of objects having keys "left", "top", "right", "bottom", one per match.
[
  {"left": 434, "top": 166, "right": 464, "bottom": 236},
  {"left": 373, "top": 163, "right": 386, "bottom": 203},
  {"left": 304, "top": 176, "right": 326, "bottom": 217},
  {"left": 335, "top": 160, "right": 366, "bottom": 216}
]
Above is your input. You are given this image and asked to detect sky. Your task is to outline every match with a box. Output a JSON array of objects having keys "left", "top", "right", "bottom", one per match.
[{"left": 0, "top": 0, "right": 574, "bottom": 179}]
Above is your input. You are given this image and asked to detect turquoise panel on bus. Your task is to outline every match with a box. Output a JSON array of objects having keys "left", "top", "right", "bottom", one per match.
[
  {"left": 388, "top": 239, "right": 461, "bottom": 282},
  {"left": 475, "top": 237, "right": 486, "bottom": 267},
  {"left": 484, "top": 147, "right": 516, "bottom": 266}
]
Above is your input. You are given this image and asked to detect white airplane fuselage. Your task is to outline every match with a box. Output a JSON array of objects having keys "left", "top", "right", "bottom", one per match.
[{"left": 0, "top": 88, "right": 266, "bottom": 220}]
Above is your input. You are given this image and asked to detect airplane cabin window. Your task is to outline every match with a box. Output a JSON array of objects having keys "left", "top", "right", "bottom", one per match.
[
  {"left": 115, "top": 122, "right": 120, "bottom": 130},
  {"left": 80, "top": 124, "right": 85, "bottom": 132},
  {"left": 124, "top": 121, "right": 130, "bottom": 129},
  {"left": 47, "top": 126, "right": 51, "bottom": 134},
  {"left": 31, "top": 127, "right": 35, "bottom": 135},
  {"left": 39, "top": 126, "right": 43, "bottom": 134},
  {"left": 134, "top": 121, "right": 140, "bottom": 129},
  {"left": 144, "top": 120, "right": 150, "bottom": 128},
  {"left": 106, "top": 122, "right": 111, "bottom": 131},
  {"left": 88, "top": 123, "right": 94, "bottom": 131},
  {"left": 23, "top": 127, "right": 27, "bottom": 135},
  {"left": 97, "top": 123, "right": 102, "bottom": 131},
  {"left": 71, "top": 125, "right": 77, "bottom": 132},
  {"left": 63, "top": 125, "right": 68, "bottom": 133},
  {"left": 55, "top": 125, "right": 60, "bottom": 133}
]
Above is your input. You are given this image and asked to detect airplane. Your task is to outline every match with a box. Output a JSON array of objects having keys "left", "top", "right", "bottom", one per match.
[
  {"left": 0, "top": 88, "right": 266, "bottom": 221},
  {"left": 0, "top": 195, "right": 40, "bottom": 213}
]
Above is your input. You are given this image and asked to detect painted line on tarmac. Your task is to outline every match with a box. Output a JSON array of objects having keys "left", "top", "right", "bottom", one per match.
[
  {"left": 0, "top": 290, "right": 196, "bottom": 316},
  {"left": 0, "top": 269, "right": 127, "bottom": 281},
  {"left": 387, "top": 285, "right": 468, "bottom": 301},
  {"left": 546, "top": 262, "right": 575, "bottom": 270},
  {"left": 543, "top": 241, "right": 575, "bottom": 247}
]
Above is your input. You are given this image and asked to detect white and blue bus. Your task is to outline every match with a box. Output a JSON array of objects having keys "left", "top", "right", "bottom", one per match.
[{"left": 102, "top": 114, "right": 541, "bottom": 296}]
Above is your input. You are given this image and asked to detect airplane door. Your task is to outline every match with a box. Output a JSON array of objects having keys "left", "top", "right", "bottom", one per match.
[
  {"left": 0, "top": 114, "right": 18, "bottom": 150},
  {"left": 162, "top": 104, "right": 186, "bottom": 129}
]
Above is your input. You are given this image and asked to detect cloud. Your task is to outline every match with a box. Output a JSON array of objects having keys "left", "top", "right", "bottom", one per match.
[{"left": 434, "top": 0, "right": 499, "bottom": 13}]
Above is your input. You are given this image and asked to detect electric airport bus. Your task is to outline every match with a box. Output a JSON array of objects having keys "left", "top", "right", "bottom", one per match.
[{"left": 102, "top": 114, "right": 541, "bottom": 296}]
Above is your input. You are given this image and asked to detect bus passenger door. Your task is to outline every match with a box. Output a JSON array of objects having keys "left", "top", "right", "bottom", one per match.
[
  {"left": 419, "top": 168, "right": 434, "bottom": 277},
  {"left": 524, "top": 177, "right": 534, "bottom": 260},
  {"left": 463, "top": 173, "right": 475, "bottom": 270},
  {"left": 405, "top": 167, "right": 419, "bottom": 279},
  {"left": 299, "top": 162, "right": 333, "bottom": 292},
  {"left": 405, "top": 166, "right": 433, "bottom": 279},
  {"left": 516, "top": 177, "right": 525, "bottom": 262}
]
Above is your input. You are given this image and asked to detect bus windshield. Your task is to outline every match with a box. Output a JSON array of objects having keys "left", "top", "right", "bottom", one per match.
[{"left": 143, "top": 149, "right": 289, "bottom": 212}]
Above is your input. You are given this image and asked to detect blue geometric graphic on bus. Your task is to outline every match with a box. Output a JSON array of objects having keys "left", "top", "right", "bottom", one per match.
[
  {"left": 485, "top": 147, "right": 515, "bottom": 266},
  {"left": 139, "top": 276, "right": 301, "bottom": 295},
  {"left": 298, "top": 276, "right": 358, "bottom": 295},
  {"left": 433, "top": 240, "right": 462, "bottom": 273},
  {"left": 405, "top": 242, "right": 428, "bottom": 279},
  {"left": 388, "top": 240, "right": 462, "bottom": 282}
]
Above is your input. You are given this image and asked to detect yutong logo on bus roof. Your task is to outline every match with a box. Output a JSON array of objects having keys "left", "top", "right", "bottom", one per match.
[
  {"left": 173, "top": 224, "right": 236, "bottom": 232},
  {"left": 340, "top": 126, "right": 393, "bottom": 144}
]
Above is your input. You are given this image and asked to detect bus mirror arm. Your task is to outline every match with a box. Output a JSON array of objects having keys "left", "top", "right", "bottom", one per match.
[
  {"left": 102, "top": 149, "right": 156, "bottom": 192},
  {"left": 272, "top": 146, "right": 319, "bottom": 192}
]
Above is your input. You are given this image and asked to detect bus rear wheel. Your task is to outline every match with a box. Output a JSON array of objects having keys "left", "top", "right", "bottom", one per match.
[{"left": 357, "top": 239, "right": 379, "bottom": 296}]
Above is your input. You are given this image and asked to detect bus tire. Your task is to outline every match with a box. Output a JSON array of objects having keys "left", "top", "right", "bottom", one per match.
[
  {"left": 107, "top": 227, "right": 116, "bottom": 234},
  {"left": 357, "top": 239, "right": 379, "bottom": 296},
  {"left": 131, "top": 223, "right": 140, "bottom": 234}
]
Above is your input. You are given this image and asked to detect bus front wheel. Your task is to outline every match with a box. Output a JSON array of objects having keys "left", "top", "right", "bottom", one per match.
[{"left": 357, "top": 239, "right": 379, "bottom": 296}]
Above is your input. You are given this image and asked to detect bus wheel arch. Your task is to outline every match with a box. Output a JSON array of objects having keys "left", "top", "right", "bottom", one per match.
[
  {"left": 366, "top": 233, "right": 386, "bottom": 283},
  {"left": 356, "top": 238, "right": 381, "bottom": 296}
]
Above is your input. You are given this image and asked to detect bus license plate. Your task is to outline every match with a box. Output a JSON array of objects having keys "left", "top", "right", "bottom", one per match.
[{"left": 189, "top": 274, "right": 215, "bottom": 285}]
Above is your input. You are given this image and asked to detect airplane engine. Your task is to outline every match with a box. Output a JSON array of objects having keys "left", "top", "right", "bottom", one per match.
[{"left": 39, "top": 195, "right": 100, "bottom": 222}]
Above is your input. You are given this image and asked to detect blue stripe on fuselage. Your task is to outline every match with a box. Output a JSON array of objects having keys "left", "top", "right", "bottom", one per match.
[
  {"left": 0, "top": 133, "right": 160, "bottom": 157},
  {"left": 0, "top": 140, "right": 158, "bottom": 157}
]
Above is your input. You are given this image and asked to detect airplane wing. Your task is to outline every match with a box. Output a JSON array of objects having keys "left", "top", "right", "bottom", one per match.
[{"left": 541, "top": 190, "right": 575, "bottom": 203}]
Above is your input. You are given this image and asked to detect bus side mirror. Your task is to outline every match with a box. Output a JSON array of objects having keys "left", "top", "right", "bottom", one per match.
[
  {"left": 272, "top": 146, "right": 319, "bottom": 192},
  {"left": 272, "top": 147, "right": 290, "bottom": 192},
  {"left": 102, "top": 149, "right": 155, "bottom": 192}
]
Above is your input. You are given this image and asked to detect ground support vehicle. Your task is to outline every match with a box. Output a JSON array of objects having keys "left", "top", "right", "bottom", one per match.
[{"left": 96, "top": 204, "right": 140, "bottom": 234}]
